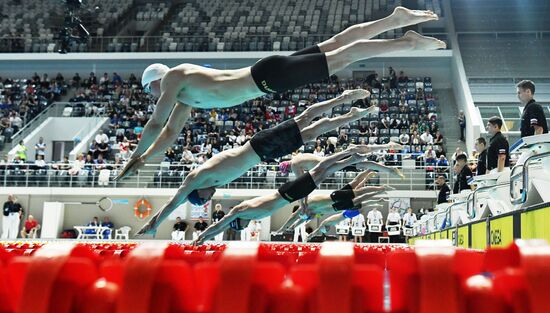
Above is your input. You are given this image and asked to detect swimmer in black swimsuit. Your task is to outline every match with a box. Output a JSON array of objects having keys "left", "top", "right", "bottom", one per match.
[
  {"left": 192, "top": 149, "right": 368, "bottom": 245},
  {"left": 135, "top": 90, "right": 380, "bottom": 236}
]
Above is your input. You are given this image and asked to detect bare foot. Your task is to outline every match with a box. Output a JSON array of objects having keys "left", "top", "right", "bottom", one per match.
[
  {"left": 392, "top": 6, "right": 438, "bottom": 27},
  {"left": 342, "top": 89, "right": 370, "bottom": 101},
  {"left": 388, "top": 141, "right": 404, "bottom": 150},
  {"left": 403, "top": 30, "right": 447, "bottom": 50}
]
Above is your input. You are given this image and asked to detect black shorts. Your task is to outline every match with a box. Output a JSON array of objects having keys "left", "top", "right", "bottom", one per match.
[
  {"left": 250, "top": 45, "right": 330, "bottom": 94},
  {"left": 250, "top": 119, "right": 304, "bottom": 161}
]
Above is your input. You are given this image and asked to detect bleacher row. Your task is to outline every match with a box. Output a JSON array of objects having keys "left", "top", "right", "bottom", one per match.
[
  {"left": 0, "top": 240, "right": 548, "bottom": 313},
  {"left": 0, "top": 0, "right": 134, "bottom": 53},
  {"left": 0, "top": 0, "right": 444, "bottom": 53}
]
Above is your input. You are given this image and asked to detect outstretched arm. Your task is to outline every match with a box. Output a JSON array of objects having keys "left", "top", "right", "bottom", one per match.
[
  {"left": 194, "top": 211, "right": 240, "bottom": 245},
  {"left": 307, "top": 212, "right": 346, "bottom": 241},
  {"left": 351, "top": 142, "right": 404, "bottom": 154},
  {"left": 132, "top": 72, "right": 184, "bottom": 158},
  {"left": 136, "top": 171, "right": 203, "bottom": 236},
  {"left": 356, "top": 161, "right": 405, "bottom": 179},
  {"left": 116, "top": 103, "right": 192, "bottom": 179},
  {"left": 273, "top": 206, "right": 305, "bottom": 235}
]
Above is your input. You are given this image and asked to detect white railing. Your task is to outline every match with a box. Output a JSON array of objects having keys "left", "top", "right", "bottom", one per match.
[{"left": 0, "top": 162, "right": 450, "bottom": 191}]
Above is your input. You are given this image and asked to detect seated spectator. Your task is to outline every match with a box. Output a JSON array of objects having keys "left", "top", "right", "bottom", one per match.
[
  {"left": 171, "top": 217, "right": 188, "bottom": 241},
  {"left": 95, "top": 129, "right": 109, "bottom": 144},
  {"left": 69, "top": 154, "right": 85, "bottom": 175},
  {"left": 85, "top": 216, "right": 101, "bottom": 235},
  {"left": 94, "top": 154, "right": 107, "bottom": 170},
  {"left": 96, "top": 142, "right": 109, "bottom": 159},
  {"left": 101, "top": 216, "right": 114, "bottom": 239},
  {"left": 34, "top": 155, "right": 47, "bottom": 168},
  {"left": 452, "top": 147, "right": 467, "bottom": 164},
  {"left": 313, "top": 145, "right": 325, "bottom": 157},
  {"left": 436, "top": 155, "right": 449, "bottom": 172},
  {"left": 52, "top": 156, "right": 71, "bottom": 171},
  {"left": 420, "top": 129, "right": 434, "bottom": 145},
  {"left": 165, "top": 147, "right": 176, "bottom": 162},
  {"left": 399, "top": 133, "right": 410, "bottom": 145},
  {"left": 21, "top": 215, "right": 40, "bottom": 238}
]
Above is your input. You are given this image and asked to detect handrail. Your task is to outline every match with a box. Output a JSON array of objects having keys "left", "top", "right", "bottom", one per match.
[
  {"left": 466, "top": 182, "right": 511, "bottom": 218},
  {"left": 510, "top": 151, "right": 550, "bottom": 205}
]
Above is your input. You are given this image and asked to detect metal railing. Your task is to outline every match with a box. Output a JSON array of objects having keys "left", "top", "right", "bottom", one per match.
[
  {"left": 509, "top": 151, "right": 550, "bottom": 205},
  {"left": 0, "top": 162, "right": 449, "bottom": 191},
  {"left": 466, "top": 182, "right": 511, "bottom": 219},
  {"left": 0, "top": 32, "right": 450, "bottom": 53}
]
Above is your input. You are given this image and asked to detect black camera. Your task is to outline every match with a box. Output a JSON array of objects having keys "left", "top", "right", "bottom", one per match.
[{"left": 58, "top": 0, "right": 89, "bottom": 54}]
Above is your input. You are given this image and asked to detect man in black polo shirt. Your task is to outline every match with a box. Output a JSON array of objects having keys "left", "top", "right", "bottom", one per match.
[
  {"left": 517, "top": 80, "right": 548, "bottom": 138},
  {"left": 486, "top": 116, "right": 510, "bottom": 172},
  {"left": 475, "top": 137, "right": 487, "bottom": 176},
  {"left": 453, "top": 154, "right": 472, "bottom": 194},
  {"left": 171, "top": 217, "right": 188, "bottom": 241},
  {"left": 436, "top": 175, "right": 450, "bottom": 204}
]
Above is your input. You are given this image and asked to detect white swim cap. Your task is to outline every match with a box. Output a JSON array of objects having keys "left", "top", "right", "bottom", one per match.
[{"left": 141, "top": 63, "right": 169, "bottom": 91}]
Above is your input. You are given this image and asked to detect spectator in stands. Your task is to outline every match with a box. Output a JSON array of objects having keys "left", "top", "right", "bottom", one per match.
[
  {"left": 436, "top": 155, "right": 449, "bottom": 173},
  {"left": 436, "top": 175, "right": 450, "bottom": 204},
  {"left": 52, "top": 156, "right": 71, "bottom": 172},
  {"left": 15, "top": 140, "right": 27, "bottom": 161},
  {"left": 516, "top": 80, "right": 548, "bottom": 137},
  {"left": 313, "top": 145, "right": 325, "bottom": 157},
  {"left": 420, "top": 129, "right": 434, "bottom": 145},
  {"left": 100, "top": 73, "right": 110, "bottom": 86},
  {"left": 434, "top": 130, "right": 444, "bottom": 146},
  {"left": 422, "top": 146, "right": 437, "bottom": 165},
  {"left": 101, "top": 216, "right": 114, "bottom": 239},
  {"left": 94, "top": 154, "right": 107, "bottom": 170},
  {"left": 458, "top": 110, "right": 466, "bottom": 142},
  {"left": 451, "top": 147, "right": 467, "bottom": 164},
  {"left": 95, "top": 129, "right": 109, "bottom": 144},
  {"left": 96, "top": 141, "right": 110, "bottom": 159},
  {"left": 164, "top": 147, "right": 176, "bottom": 162},
  {"left": 84, "top": 154, "right": 94, "bottom": 171},
  {"left": 2, "top": 195, "right": 23, "bottom": 239},
  {"left": 10, "top": 112, "right": 22, "bottom": 133},
  {"left": 112, "top": 72, "right": 123, "bottom": 86},
  {"left": 171, "top": 217, "right": 187, "bottom": 241},
  {"left": 35, "top": 155, "right": 47, "bottom": 168},
  {"left": 453, "top": 154, "right": 472, "bottom": 194},
  {"left": 34, "top": 137, "right": 46, "bottom": 160},
  {"left": 72, "top": 73, "right": 81, "bottom": 87},
  {"left": 69, "top": 154, "right": 85, "bottom": 175},
  {"left": 389, "top": 67, "right": 397, "bottom": 88},
  {"left": 475, "top": 137, "right": 487, "bottom": 176},
  {"left": 486, "top": 116, "right": 510, "bottom": 173},
  {"left": 411, "top": 130, "right": 420, "bottom": 145},
  {"left": 85, "top": 216, "right": 100, "bottom": 236},
  {"left": 87, "top": 72, "right": 97, "bottom": 86},
  {"left": 20, "top": 215, "right": 40, "bottom": 239},
  {"left": 399, "top": 132, "right": 410, "bottom": 145}
]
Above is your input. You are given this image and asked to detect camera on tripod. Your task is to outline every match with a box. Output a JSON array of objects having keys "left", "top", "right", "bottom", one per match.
[{"left": 58, "top": 0, "right": 90, "bottom": 54}]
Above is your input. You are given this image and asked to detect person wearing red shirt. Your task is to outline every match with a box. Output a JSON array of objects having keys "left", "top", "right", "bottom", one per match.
[{"left": 21, "top": 215, "right": 40, "bottom": 239}]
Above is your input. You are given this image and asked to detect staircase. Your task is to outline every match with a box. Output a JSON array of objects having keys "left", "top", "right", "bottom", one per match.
[{"left": 434, "top": 89, "right": 467, "bottom": 157}]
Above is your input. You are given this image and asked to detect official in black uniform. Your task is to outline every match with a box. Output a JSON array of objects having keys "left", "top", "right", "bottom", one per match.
[
  {"left": 486, "top": 116, "right": 510, "bottom": 172},
  {"left": 212, "top": 203, "right": 226, "bottom": 241},
  {"left": 517, "top": 80, "right": 548, "bottom": 137},
  {"left": 436, "top": 175, "right": 451, "bottom": 204},
  {"left": 475, "top": 137, "right": 487, "bottom": 176},
  {"left": 453, "top": 154, "right": 472, "bottom": 194}
]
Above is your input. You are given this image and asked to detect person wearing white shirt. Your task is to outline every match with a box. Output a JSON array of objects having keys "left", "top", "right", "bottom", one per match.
[
  {"left": 312, "top": 145, "right": 325, "bottom": 157},
  {"left": 366, "top": 205, "right": 384, "bottom": 243},
  {"left": 336, "top": 218, "right": 351, "bottom": 241},
  {"left": 95, "top": 130, "right": 109, "bottom": 144},
  {"left": 402, "top": 207, "right": 417, "bottom": 239},
  {"left": 351, "top": 212, "right": 366, "bottom": 243},
  {"left": 34, "top": 137, "right": 46, "bottom": 160},
  {"left": 399, "top": 133, "right": 410, "bottom": 145},
  {"left": 420, "top": 130, "right": 433, "bottom": 145},
  {"left": 291, "top": 205, "right": 307, "bottom": 243},
  {"left": 386, "top": 208, "right": 402, "bottom": 243}
]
